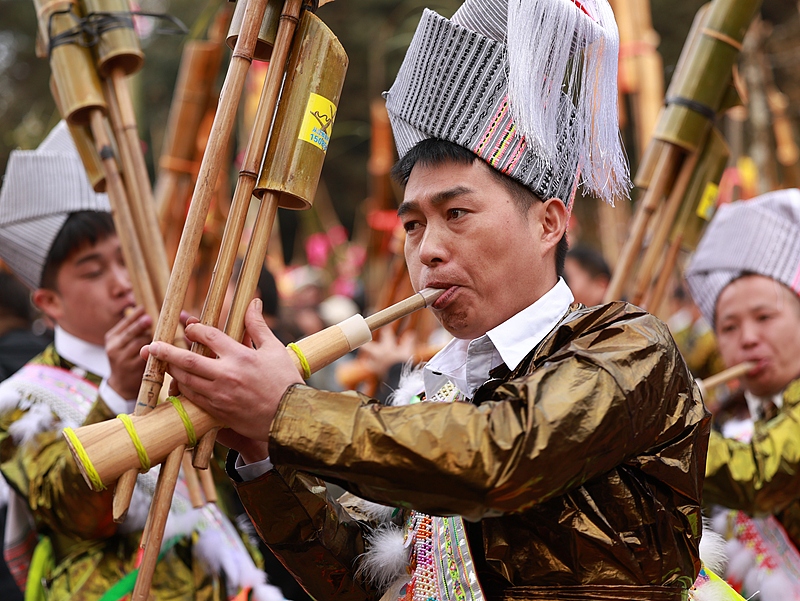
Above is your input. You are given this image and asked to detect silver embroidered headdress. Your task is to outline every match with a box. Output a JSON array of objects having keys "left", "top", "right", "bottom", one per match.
[
  {"left": 685, "top": 189, "right": 800, "bottom": 325},
  {"left": 384, "top": 0, "right": 629, "bottom": 207},
  {"left": 0, "top": 122, "right": 110, "bottom": 290}
]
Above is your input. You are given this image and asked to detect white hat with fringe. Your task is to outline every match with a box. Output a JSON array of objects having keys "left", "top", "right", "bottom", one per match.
[
  {"left": 0, "top": 122, "right": 110, "bottom": 290},
  {"left": 384, "top": 0, "right": 630, "bottom": 207}
]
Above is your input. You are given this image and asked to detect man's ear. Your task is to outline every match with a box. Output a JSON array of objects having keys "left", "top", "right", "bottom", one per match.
[
  {"left": 541, "top": 198, "right": 569, "bottom": 247},
  {"left": 33, "top": 288, "right": 63, "bottom": 324}
]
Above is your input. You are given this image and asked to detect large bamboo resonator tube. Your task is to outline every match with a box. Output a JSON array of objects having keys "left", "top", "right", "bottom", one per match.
[{"left": 65, "top": 288, "right": 444, "bottom": 492}]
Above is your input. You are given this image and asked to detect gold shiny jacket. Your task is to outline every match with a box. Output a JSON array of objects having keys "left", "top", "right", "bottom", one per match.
[
  {"left": 234, "top": 302, "right": 710, "bottom": 600},
  {"left": 705, "top": 379, "right": 800, "bottom": 547},
  {"left": 0, "top": 346, "right": 225, "bottom": 601}
]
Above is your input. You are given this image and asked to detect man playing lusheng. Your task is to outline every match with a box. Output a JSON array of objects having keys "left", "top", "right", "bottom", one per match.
[
  {"left": 0, "top": 123, "right": 284, "bottom": 600},
  {"left": 686, "top": 189, "right": 800, "bottom": 599},
  {"left": 142, "top": 1, "right": 720, "bottom": 599}
]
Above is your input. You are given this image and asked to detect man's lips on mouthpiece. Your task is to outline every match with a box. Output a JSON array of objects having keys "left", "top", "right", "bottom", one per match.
[{"left": 431, "top": 285, "right": 459, "bottom": 310}]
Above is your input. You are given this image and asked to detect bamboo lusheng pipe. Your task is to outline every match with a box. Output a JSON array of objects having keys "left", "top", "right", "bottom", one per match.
[
  {"left": 191, "top": 3, "right": 337, "bottom": 469},
  {"left": 631, "top": 150, "right": 700, "bottom": 306},
  {"left": 64, "top": 288, "right": 445, "bottom": 490},
  {"left": 605, "top": 0, "right": 761, "bottom": 303},
  {"left": 109, "top": 69, "right": 170, "bottom": 300},
  {"left": 88, "top": 111, "right": 161, "bottom": 320},
  {"left": 110, "top": 0, "right": 272, "bottom": 523},
  {"left": 697, "top": 361, "right": 756, "bottom": 398},
  {"left": 604, "top": 144, "right": 683, "bottom": 302},
  {"left": 155, "top": 41, "right": 221, "bottom": 224},
  {"left": 103, "top": 74, "right": 170, "bottom": 303}
]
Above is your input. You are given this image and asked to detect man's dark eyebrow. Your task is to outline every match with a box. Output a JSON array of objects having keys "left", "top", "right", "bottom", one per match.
[
  {"left": 73, "top": 252, "right": 103, "bottom": 267},
  {"left": 397, "top": 185, "right": 473, "bottom": 217}
]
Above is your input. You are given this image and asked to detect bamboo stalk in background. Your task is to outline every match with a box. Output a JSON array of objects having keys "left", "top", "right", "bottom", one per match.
[
  {"left": 112, "top": 0, "right": 272, "bottom": 523},
  {"left": 604, "top": 0, "right": 762, "bottom": 303},
  {"left": 631, "top": 150, "right": 700, "bottom": 306}
]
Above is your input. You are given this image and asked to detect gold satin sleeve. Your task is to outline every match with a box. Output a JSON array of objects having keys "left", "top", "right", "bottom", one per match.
[
  {"left": 234, "top": 465, "right": 379, "bottom": 601},
  {"left": 268, "top": 311, "right": 698, "bottom": 522},
  {"left": 704, "top": 404, "right": 800, "bottom": 514},
  {"left": 0, "top": 396, "right": 119, "bottom": 546}
]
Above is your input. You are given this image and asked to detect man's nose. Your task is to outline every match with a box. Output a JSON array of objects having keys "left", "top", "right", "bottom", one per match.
[
  {"left": 418, "top": 223, "right": 448, "bottom": 266},
  {"left": 739, "top": 320, "right": 760, "bottom": 348},
  {"left": 111, "top": 263, "right": 133, "bottom": 295}
]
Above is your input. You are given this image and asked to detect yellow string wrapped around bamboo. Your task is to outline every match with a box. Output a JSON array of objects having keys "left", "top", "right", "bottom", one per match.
[{"left": 64, "top": 289, "right": 444, "bottom": 492}]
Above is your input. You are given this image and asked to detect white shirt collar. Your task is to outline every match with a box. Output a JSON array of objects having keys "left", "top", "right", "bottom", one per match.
[
  {"left": 424, "top": 278, "right": 574, "bottom": 399},
  {"left": 743, "top": 389, "right": 783, "bottom": 421},
  {"left": 54, "top": 326, "right": 111, "bottom": 379}
]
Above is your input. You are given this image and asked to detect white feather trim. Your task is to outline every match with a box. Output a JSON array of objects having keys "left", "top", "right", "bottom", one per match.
[
  {"left": 0, "top": 475, "right": 8, "bottom": 509},
  {"left": 252, "top": 583, "right": 293, "bottom": 601},
  {"left": 387, "top": 363, "right": 425, "bottom": 408},
  {"left": 339, "top": 491, "right": 397, "bottom": 524},
  {"left": 699, "top": 519, "right": 728, "bottom": 575},
  {"left": 8, "top": 402, "right": 54, "bottom": 446},
  {"left": 725, "top": 539, "right": 754, "bottom": 586},
  {"left": 357, "top": 523, "right": 409, "bottom": 591}
]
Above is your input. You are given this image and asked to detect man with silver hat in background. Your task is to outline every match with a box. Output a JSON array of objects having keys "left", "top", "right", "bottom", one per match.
[
  {"left": 144, "top": 0, "right": 719, "bottom": 599},
  {"left": 686, "top": 189, "right": 800, "bottom": 599},
  {"left": 0, "top": 123, "right": 286, "bottom": 601}
]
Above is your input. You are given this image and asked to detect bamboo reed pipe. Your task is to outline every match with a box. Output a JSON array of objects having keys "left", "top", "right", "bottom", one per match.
[
  {"left": 109, "top": 68, "right": 171, "bottom": 302},
  {"left": 132, "top": 445, "right": 184, "bottom": 601},
  {"left": 65, "top": 288, "right": 445, "bottom": 490},
  {"left": 102, "top": 76, "right": 165, "bottom": 308},
  {"left": 631, "top": 149, "right": 700, "bottom": 306},
  {"left": 697, "top": 361, "right": 756, "bottom": 398},
  {"left": 191, "top": 0, "right": 304, "bottom": 470},
  {"left": 181, "top": 450, "right": 204, "bottom": 508},
  {"left": 645, "top": 235, "right": 682, "bottom": 317},
  {"left": 112, "top": 0, "right": 271, "bottom": 523},
  {"left": 604, "top": 144, "right": 683, "bottom": 302},
  {"left": 88, "top": 110, "right": 160, "bottom": 319}
]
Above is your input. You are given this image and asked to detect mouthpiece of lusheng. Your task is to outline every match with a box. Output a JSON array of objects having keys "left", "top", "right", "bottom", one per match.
[
  {"left": 64, "top": 288, "right": 445, "bottom": 492},
  {"left": 696, "top": 361, "right": 756, "bottom": 398}
]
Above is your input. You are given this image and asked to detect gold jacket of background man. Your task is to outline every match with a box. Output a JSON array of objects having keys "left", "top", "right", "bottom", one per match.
[
  {"left": 705, "top": 377, "right": 800, "bottom": 548},
  {"left": 229, "top": 302, "right": 711, "bottom": 600}
]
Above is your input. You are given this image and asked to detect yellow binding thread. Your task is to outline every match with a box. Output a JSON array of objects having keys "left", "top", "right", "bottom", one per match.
[
  {"left": 288, "top": 342, "right": 311, "bottom": 379},
  {"left": 63, "top": 427, "right": 106, "bottom": 491},
  {"left": 168, "top": 396, "right": 197, "bottom": 447},
  {"left": 116, "top": 414, "right": 151, "bottom": 472}
]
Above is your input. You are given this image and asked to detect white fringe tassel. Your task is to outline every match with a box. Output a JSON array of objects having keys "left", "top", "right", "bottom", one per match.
[{"left": 506, "top": 0, "right": 630, "bottom": 203}]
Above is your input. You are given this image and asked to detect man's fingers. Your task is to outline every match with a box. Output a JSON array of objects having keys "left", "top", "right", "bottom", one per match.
[
  {"left": 107, "top": 305, "right": 145, "bottom": 337},
  {"left": 148, "top": 342, "right": 222, "bottom": 381},
  {"left": 244, "top": 299, "right": 276, "bottom": 349},
  {"left": 182, "top": 322, "right": 241, "bottom": 357}
]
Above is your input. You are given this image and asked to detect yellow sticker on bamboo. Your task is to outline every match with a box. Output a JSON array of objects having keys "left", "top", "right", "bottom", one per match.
[
  {"left": 696, "top": 182, "right": 719, "bottom": 221},
  {"left": 299, "top": 93, "right": 337, "bottom": 153}
]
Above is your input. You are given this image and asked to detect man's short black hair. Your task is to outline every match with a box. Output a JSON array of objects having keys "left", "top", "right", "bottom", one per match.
[
  {"left": 0, "top": 272, "right": 35, "bottom": 322},
  {"left": 566, "top": 245, "right": 611, "bottom": 280},
  {"left": 392, "top": 138, "right": 569, "bottom": 277},
  {"left": 40, "top": 211, "right": 116, "bottom": 290}
]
